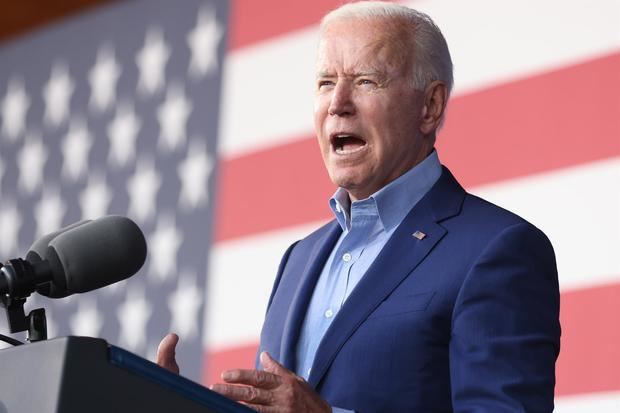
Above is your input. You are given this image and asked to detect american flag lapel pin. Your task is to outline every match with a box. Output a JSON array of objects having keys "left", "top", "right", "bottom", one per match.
[{"left": 412, "top": 230, "right": 426, "bottom": 240}]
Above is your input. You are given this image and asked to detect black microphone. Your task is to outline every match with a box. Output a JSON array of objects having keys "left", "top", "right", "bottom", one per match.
[
  {"left": 0, "top": 216, "right": 147, "bottom": 299},
  {"left": 26, "top": 219, "right": 92, "bottom": 262},
  {"left": 25, "top": 220, "right": 92, "bottom": 298}
]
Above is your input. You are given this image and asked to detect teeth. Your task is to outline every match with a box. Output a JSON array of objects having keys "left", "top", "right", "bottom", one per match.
[
  {"left": 331, "top": 133, "right": 365, "bottom": 155},
  {"left": 335, "top": 146, "right": 364, "bottom": 154}
]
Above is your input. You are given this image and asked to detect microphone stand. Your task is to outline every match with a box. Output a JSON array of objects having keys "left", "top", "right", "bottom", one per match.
[{"left": 0, "top": 262, "right": 48, "bottom": 345}]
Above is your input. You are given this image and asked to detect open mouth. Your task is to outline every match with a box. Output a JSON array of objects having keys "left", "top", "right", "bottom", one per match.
[{"left": 330, "top": 133, "right": 367, "bottom": 155}]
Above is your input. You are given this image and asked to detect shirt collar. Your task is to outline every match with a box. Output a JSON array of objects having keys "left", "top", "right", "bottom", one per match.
[{"left": 329, "top": 150, "right": 442, "bottom": 232}]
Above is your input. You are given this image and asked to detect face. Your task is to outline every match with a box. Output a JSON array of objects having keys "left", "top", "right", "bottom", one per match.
[{"left": 314, "top": 18, "right": 433, "bottom": 201}]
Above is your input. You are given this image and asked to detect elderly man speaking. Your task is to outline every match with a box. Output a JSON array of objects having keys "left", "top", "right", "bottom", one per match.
[{"left": 158, "top": 2, "right": 561, "bottom": 412}]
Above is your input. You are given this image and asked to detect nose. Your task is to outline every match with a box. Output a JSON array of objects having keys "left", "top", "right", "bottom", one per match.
[{"left": 327, "top": 81, "right": 355, "bottom": 117}]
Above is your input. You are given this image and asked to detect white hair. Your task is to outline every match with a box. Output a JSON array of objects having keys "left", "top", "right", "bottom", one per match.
[{"left": 320, "top": 1, "right": 454, "bottom": 97}]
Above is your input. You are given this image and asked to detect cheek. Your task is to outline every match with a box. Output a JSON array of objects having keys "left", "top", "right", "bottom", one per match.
[
  {"left": 314, "top": 97, "right": 331, "bottom": 152},
  {"left": 358, "top": 102, "right": 395, "bottom": 150},
  {"left": 373, "top": 99, "right": 415, "bottom": 139},
  {"left": 317, "top": 135, "right": 330, "bottom": 157},
  {"left": 314, "top": 91, "right": 332, "bottom": 115},
  {"left": 359, "top": 93, "right": 392, "bottom": 123},
  {"left": 314, "top": 97, "right": 327, "bottom": 129}
]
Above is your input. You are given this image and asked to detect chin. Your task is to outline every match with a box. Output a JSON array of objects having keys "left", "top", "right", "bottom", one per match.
[
  {"left": 329, "top": 170, "right": 358, "bottom": 188},
  {"left": 332, "top": 179, "right": 371, "bottom": 199}
]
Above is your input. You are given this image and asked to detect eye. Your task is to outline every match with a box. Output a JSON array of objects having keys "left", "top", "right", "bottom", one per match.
[
  {"left": 358, "top": 78, "right": 375, "bottom": 86},
  {"left": 318, "top": 80, "right": 334, "bottom": 89}
]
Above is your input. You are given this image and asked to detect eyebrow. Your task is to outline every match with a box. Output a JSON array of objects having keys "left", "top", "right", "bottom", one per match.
[{"left": 316, "top": 70, "right": 385, "bottom": 79}]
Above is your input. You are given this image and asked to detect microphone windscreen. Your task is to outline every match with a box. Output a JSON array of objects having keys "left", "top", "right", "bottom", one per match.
[
  {"left": 27, "top": 220, "right": 92, "bottom": 262},
  {"left": 45, "top": 216, "right": 147, "bottom": 294},
  {"left": 29, "top": 220, "right": 92, "bottom": 298}
]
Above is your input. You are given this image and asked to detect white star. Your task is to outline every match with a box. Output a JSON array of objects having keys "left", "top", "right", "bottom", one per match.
[
  {"left": 79, "top": 172, "right": 113, "bottom": 220},
  {"left": 70, "top": 297, "right": 104, "bottom": 337},
  {"left": 17, "top": 131, "right": 48, "bottom": 194},
  {"left": 62, "top": 117, "right": 93, "bottom": 181},
  {"left": 136, "top": 26, "right": 171, "bottom": 96},
  {"left": 34, "top": 187, "right": 67, "bottom": 238},
  {"left": 0, "top": 202, "right": 22, "bottom": 257},
  {"left": 126, "top": 157, "right": 161, "bottom": 223},
  {"left": 89, "top": 45, "right": 122, "bottom": 113},
  {"left": 168, "top": 270, "right": 203, "bottom": 339},
  {"left": 1, "top": 77, "right": 30, "bottom": 141},
  {"left": 178, "top": 139, "right": 213, "bottom": 211},
  {"left": 187, "top": 6, "right": 223, "bottom": 79},
  {"left": 148, "top": 214, "right": 183, "bottom": 282},
  {"left": 108, "top": 101, "right": 142, "bottom": 167},
  {"left": 117, "top": 285, "right": 152, "bottom": 352},
  {"left": 157, "top": 82, "right": 192, "bottom": 152},
  {"left": 43, "top": 61, "right": 75, "bottom": 127}
]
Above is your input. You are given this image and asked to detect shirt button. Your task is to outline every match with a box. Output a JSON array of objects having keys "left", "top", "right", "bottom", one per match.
[
  {"left": 342, "top": 252, "right": 352, "bottom": 262},
  {"left": 324, "top": 309, "right": 334, "bottom": 318}
]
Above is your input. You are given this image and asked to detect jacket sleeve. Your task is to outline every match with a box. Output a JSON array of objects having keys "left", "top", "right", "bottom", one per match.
[{"left": 450, "top": 222, "right": 561, "bottom": 413}]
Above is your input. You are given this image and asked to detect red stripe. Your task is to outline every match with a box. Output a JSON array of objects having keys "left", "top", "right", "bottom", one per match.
[
  {"left": 228, "top": 0, "right": 338, "bottom": 50},
  {"left": 229, "top": 0, "right": 370, "bottom": 50},
  {"left": 213, "top": 53, "right": 620, "bottom": 242},
  {"left": 203, "top": 343, "right": 258, "bottom": 386},
  {"left": 203, "top": 282, "right": 620, "bottom": 395},
  {"left": 555, "top": 283, "right": 620, "bottom": 396},
  {"left": 438, "top": 53, "right": 620, "bottom": 190}
]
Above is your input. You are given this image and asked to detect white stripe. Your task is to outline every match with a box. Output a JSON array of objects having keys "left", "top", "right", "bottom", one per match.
[
  {"left": 555, "top": 391, "right": 620, "bottom": 413},
  {"left": 204, "top": 159, "right": 620, "bottom": 348},
  {"left": 411, "top": 0, "right": 620, "bottom": 94},
  {"left": 218, "top": 0, "right": 620, "bottom": 158},
  {"left": 204, "top": 221, "right": 328, "bottom": 348}
]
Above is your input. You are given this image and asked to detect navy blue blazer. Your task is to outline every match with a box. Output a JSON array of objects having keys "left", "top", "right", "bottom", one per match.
[{"left": 258, "top": 167, "right": 560, "bottom": 412}]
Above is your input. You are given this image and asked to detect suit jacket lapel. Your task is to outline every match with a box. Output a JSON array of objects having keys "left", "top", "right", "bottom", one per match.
[
  {"left": 279, "top": 221, "right": 342, "bottom": 370},
  {"left": 307, "top": 167, "right": 465, "bottom": 387}
]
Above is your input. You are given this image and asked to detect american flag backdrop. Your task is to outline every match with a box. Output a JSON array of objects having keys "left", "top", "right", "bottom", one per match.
[
  {"left": 204, "top": 0, "right": 620, "bottom": 411},
  {"left": 0, "top": 0, "right": 229, "bottom": 382},
  {"left": 1, "top": 0, "right": 619, "bottom": 411}
]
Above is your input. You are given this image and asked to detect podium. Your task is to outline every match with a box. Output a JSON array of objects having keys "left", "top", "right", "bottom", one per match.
[{"left": 0, "top": 336, "right": 255, "bottom": 413}]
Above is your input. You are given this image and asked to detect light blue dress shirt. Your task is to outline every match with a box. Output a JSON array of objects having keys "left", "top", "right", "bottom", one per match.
[{"left": 294, "top": 151, "right": 442, "bottom": 412}]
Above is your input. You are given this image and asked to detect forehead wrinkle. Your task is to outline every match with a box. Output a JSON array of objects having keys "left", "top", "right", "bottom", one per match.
[
  {"left": 316, "top": 44, "right": 393, "bottom": 79},
  {"left": 317, "top": 27, "right": 409, "bottom": 81},
  {"left": 316, "top": 69, "right": 385, "bottom": 79}
]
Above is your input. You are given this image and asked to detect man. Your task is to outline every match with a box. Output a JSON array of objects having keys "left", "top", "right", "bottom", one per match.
[{"left": 158, "top": 2, "right": 561, "bottom": 412}]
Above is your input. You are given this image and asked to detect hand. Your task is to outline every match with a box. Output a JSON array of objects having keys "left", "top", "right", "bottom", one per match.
[
  {"left": 211, "top": 351, "right": 332, "bottom": 413},
  {"left": 156, "top": 332, "right": 180, "bottom": 374}
]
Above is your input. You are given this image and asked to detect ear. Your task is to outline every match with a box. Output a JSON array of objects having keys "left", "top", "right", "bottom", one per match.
[{"left": 419, "top": 80, "right": 448, "bottom": 135}]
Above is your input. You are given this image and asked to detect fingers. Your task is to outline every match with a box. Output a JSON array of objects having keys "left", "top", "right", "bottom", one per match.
[
  {"left": 214, "top": 361, "right": 331, "bottom": 413},
  {"left": 221, "top": 368, "right": 281, "bottom": 389},
  {"left": 260, "top": 352, "right": 296, "bottom": 378},
  {"left": 211, "top": 383, "right": 274, "bottom": 405},
  {"left": 156, "top": 333, "right": 180, "bottom": 374}
]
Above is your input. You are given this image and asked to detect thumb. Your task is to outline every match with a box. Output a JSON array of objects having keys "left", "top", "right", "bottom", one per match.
[
  {"left": 260, "top": 351, "right": 294, "bottom": 377},
  {"left": 157, "top": 333, "right": 180, "bottom": 374}
]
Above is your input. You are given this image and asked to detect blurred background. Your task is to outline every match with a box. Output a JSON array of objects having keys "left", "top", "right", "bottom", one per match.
[{"left": 0, "top": 0, "right": 618, "bottom": 411}]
